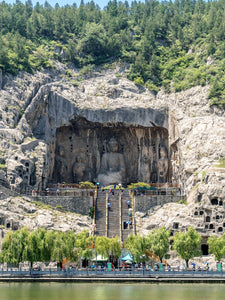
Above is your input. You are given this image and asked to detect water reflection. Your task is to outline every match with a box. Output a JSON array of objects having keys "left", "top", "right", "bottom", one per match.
[{"left": 0, "top": 283, "right": 225, "bottom": 300}]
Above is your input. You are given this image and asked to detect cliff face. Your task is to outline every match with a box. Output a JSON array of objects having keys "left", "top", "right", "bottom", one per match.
[{"left": 0, "top": 63, "right": 225, "bottom": 233}]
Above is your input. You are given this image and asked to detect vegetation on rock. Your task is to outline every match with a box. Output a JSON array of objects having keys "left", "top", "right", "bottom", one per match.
[
  {"left": 0, "top": 0, "right": 225, "bottom": 108},
  {"left": 216, "top": 157, "right": 225, "bottom": 168}
]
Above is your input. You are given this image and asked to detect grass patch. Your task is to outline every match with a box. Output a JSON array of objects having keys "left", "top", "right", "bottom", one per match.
[
  {"left": 0, "top": 164, "right": 7, "bottom": 171},
  {"left": 177, "top": 199, "right": 187, "bottom": 204},
  {"left": 215, "top": 157, "right": 225, "bottom": 168}
]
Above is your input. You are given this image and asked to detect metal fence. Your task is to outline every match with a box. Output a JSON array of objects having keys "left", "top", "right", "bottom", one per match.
[{"left": 0, "top": 268, "right": 225, "bottom": 278}]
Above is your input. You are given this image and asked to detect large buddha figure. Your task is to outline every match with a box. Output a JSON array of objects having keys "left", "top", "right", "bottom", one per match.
[
  {"left": 72, "top": 155, "right": 86, "bottom": 183},
  {"left": 55, "top": 146, "right": 68, "bottom": 182},
  {"left": 97, "top": 138, "right": 125, "bottom": 186},
  {"left": 157, "top": 146, "right": 169, "bottom": 183}
]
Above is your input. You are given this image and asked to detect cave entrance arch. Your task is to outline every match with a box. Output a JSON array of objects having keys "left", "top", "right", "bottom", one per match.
[{"left": 50, "top": 118, "right": 171, "bottom": 185}]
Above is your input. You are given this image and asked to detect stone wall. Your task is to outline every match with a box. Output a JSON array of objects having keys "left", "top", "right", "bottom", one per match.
[
  {"left": 35, "top": 190, "right": 94, "bottom": 215},
  {"left": 134, "top": 195, "right": 184, "bottom": 212}
]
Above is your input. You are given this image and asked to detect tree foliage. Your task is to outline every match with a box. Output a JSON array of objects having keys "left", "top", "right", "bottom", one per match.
[
  {"left": 207, "top": 235, "right": 225, "bottom": 261},
  {"left": 0, "top": 228, "right": 91, "bottom": 265},
  {"left": 173, "top": 226, "right": 202, "bottom": 267},
  {"left": 0, "top": 0, "right": 225, "bottom": 108},
  {"left": 148, "top": 227, "right": 170, "bottom": 262},
  {"left": 124, "top": 234, "right": 149, "bottom": 263}
]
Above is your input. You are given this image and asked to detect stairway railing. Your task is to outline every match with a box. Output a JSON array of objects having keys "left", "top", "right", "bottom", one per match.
[
  {"left": 119, "top": 191, "right": 122, "bottom": 241},
  {"left": 106, "top": 192, "right": 108, "bottom": 237}
]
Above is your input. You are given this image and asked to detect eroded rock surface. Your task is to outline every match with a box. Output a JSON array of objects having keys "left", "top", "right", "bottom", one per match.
[
  {"left": 0, "top": 193, "right": 92, "bottom": 247},
  {"left": 0, "top": 62, "right": 225, "bottom": 235}
]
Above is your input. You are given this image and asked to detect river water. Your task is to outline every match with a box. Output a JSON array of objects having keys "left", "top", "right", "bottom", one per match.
[{"left": 1, "top": 283, "right": 225, "bottom": 300}]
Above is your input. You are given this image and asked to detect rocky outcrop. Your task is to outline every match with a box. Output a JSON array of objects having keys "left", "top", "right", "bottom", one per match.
[
  {"left": 0, "top": 194, "right": 92, "bottom": 247},
  {"left": 0, "top": 64, "right": 170, "bottom": 191},
  {"left": 0, "top": 62, "right": 225, "bottom": 235}
]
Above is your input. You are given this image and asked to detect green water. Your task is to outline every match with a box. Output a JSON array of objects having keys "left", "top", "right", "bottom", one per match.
[{"left": 0, "top": 283, "right": 225, "bottom": 300}]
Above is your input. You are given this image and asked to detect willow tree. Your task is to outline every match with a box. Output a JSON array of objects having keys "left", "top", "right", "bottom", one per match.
[
  {"left": 76, "top": 230, "right": 94, "bottom": 262},
  {"left": 0, "top": 227, "right": 30, "bottom": 265},
  {"left": 64, "top": 230, "right": 79, "bottom": 262},
  {"left": 124, "top": 234, "right": 149, "bottom": 263},
  {"left": 173, "top": 226, "right": 202, "bottom": 268},
  {"left": 110, "top": 236, "right": 121, "bottom": 266},
  {"left": 24, "top": 228, "right": 47, "bottom": 266},
  {"left": 95, "top": 236, "right": 111, "bottom": 259}
]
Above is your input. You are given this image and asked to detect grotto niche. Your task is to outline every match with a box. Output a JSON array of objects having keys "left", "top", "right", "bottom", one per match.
[{"left": 51, "top": 117, "right": 170, "bottom": 186}]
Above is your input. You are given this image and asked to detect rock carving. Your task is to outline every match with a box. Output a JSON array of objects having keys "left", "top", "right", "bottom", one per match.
[
  {"left": 72, "top": 155, "right": 86, "bottom": 183},
  {"left": 157, "top": 146, "right": 169, "bottom": 183},
  {"left": 97, "top": 137, "right": 125, "bottom": 186}
]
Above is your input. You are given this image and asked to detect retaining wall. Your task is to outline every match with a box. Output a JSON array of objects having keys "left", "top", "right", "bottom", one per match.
[
  {"left": 35, "top": 190, "right": 94, "bottom": 215},
  {"left": 134, "top": 195, "right": 185, "bottom": 212}
]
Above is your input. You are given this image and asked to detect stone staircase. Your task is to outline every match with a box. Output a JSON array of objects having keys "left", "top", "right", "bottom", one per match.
[
  {"left": 107, "top": 191, "right": 120, "bottom": 238},
  {"left": 95, "top": 189, "right": 134, "bottom": 241},
  {"left": 121, "top": 190, "right": 134, "bottom": 240},
  {"left": 94, "top": 190, "right": 107, "bottom": 236}
]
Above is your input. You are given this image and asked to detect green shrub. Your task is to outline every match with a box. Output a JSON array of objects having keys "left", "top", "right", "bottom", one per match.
[
  {"left": 56, "top": 205, "right": 63, "bottom": 210},
  {"left": 18, "top": 108, "right": 25, "bottom": 120},
  {"left": 101, "top": 185, "right": 124, "bottom": 190},
  {"left": 65, "top": 69, "right": 72, "bottom": 77},
  {"left": 79, "top": 181, "right": 95, "bottom": 189},
  {"left": 177, "top": 199, "right": 187, "bottom": 204},
  {"left": 0, "top": 164, "right": 7, "bottom": 171},
  {"left": 79, "top": 64, "right": 94, "bottom": 76},
  {"left": 88, "top": 207, "right": 95, "bottom": 218},
  {"left": 145, "top": 81, "right": 160, "bottom": 93},
  {"left": 133, "top": 76, "right": 144, "bottom": 86},
  {"left": 127, "top": 182, "right": 151, "bottom": 189}
]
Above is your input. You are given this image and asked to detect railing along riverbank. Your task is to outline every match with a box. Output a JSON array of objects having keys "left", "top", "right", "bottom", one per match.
[{"left": 1, "top": 268, "right": 225, "bottom": 282}]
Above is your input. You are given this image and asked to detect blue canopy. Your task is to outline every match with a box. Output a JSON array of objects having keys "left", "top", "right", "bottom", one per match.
[{"left": 121, "top": 254, "right": 133, "bottom": 261}]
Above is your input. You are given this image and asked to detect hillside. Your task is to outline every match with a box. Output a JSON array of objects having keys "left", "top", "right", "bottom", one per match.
[
  {"left": 0, "top": 0, "right": 225, "bottom": 239},
  {"left": 0, "top": 0, "right": 225, "bottom": 108},
  {"left": 0, "top": 61, "right": 224, "bottom": 236}
]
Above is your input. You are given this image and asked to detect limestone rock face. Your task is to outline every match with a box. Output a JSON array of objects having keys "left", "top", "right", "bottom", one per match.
[
  {"left": 0, "top": 63, "right": 225, "bottom": 234},
  {"left": 0, "top": 64, "right": 170, "bottom": 191},
  {"left": 0, "top": 194, "right": 92, "bottom": 246},
  {"left": 0, "top": 69, "right": 2, "bottom": 90}
]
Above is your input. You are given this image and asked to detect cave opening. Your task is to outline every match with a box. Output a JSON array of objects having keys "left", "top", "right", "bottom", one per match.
[
  {"left": 50, "top": 118, "right": 171, "bottom": 186},
  {"left": 211, "top": 198, "right": 218, "bottom": 205},
  {"left": 201, "top": 244, "right": 209, "bottom": 256}
]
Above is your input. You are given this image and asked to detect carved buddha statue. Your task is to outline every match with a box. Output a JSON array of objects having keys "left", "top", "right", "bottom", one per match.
[
  {"left": 55, "top": 145, "right": 68, "bottom": 182},
  {"left": 72, "top": 155, "right": 85, "bottom": 183},
  {"left": 97, "top": 138, "right": 125, "bottom": 186},
  {"left": 157, "top": 146, "right": 169, "bottom": 183}
]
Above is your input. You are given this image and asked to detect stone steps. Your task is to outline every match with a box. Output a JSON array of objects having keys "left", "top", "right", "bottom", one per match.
[
  {"left": 95, "top": 189, "right": 134, "bottom": 241},
  {"left": 95, "top": 190, "right": 107, "bottom": 236},
  {"left": 108, "top": 192, "right": 120, "bottom": 238}
]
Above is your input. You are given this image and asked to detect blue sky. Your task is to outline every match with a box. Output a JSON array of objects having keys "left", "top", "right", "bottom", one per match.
[{"left": 3, "top": 0, "right": 138, "bottom": 9}]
